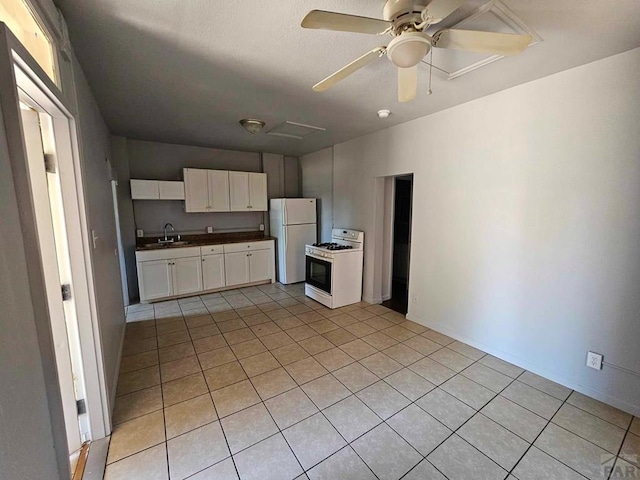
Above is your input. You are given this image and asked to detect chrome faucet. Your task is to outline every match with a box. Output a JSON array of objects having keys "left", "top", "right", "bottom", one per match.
[{"left": 160, "top": 222, "right": 175, "bottom": 243}]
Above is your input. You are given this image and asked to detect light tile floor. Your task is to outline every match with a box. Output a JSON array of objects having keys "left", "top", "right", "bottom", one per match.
[{"left": 107, "top": 282, "right": 640, "bottom": 480}]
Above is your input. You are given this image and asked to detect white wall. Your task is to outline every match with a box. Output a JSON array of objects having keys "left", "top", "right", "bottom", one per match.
[{"left": 305, "top": 48, "right": 640, "bottom": 415}]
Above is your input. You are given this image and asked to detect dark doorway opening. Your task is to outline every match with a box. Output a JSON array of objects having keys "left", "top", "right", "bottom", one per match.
[{"left": 383, "top": 175, "right": 413, "bottom": 314}]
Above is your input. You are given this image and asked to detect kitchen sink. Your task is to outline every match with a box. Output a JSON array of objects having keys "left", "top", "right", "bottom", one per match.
[{"left": 139, "top": 240, "right": 191, "bottom": 250}]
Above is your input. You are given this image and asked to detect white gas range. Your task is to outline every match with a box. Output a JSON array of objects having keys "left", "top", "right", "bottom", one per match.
[{"left": 305, "top": 228, "right": 364, "bottom": 309}]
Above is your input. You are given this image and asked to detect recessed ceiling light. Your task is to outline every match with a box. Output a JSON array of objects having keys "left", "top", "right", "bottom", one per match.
[
  {"left": 239, "top": 118, "right": 265, "bottom": 134},
  {"left": 377, "top": 109, "right": 391, "bottom": 119}
]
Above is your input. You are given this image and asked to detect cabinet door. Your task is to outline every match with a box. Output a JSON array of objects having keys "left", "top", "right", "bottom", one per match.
[
  {"left": 229, "top": 172, "right": 250, "bottom": 211},
  {"left": 202, "top": 254, "right": 226, "bottom": 290},
  {"left": 248, "top": 173, "right": 268, "bottom": 211},
  {"left": 131, "top": 179, "right": 159, "bottom": 200},
  {"left": 208, "top": 170, "right": 230, "bottom": 212},
  {"left": 172, "top": 256, "right": 203, "bottom": 296},
  {"left": 138, "top": 259, "right": 172, "bottom": 301},
  {"left": 184, "top": 168, "right": 209, "bottom": 212},
  {"left": 158, "top": 181, "right": 185, "bottom": 200},
  {"left": 224, "top": 251, "right": 250, "bottom": 286},
  {"left": 249, "top": 249, "right": 271, "bottom": 282}
]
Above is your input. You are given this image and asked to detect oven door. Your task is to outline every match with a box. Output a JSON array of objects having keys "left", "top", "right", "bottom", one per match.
[{"left": 306, "top": 254, "right": 332, "bottom": 294}]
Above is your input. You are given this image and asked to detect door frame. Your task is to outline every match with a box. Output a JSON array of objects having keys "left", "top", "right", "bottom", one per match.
[{"left": 0, "top": 24, "right": 110, "bottom": 444}]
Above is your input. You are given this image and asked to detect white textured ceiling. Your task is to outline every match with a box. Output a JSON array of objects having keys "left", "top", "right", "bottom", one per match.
[{"left": 55, "top": 0, "right": 640, "bottom": 156}]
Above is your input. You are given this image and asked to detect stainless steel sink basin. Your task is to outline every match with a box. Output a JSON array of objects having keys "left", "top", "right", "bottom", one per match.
[{"left": 170, "top": 241, "right": 190, "bottom": 246}]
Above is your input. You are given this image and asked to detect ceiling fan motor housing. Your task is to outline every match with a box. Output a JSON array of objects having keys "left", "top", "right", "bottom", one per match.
[
  {"left": 383, "top": 0, "right": 430, "bottom": 25},
  {"left": 387, "top": 32, "right": 431, "bottom": 68}
]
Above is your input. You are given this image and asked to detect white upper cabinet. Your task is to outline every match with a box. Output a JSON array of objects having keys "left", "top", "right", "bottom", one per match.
[
  {"left": 248, "top": 173, "right": 268, "bottom": 211},
  {"left": 184, "top": 168, "right": 230, "bottom": 212},
  {"left": 229, "top": 171, "right": 268, "bottom": 211},
  {"left": 184, "top": 168, "right": 209, "bottom": 211},
  {"left": 229, "top": 171, "right": 251, "bottom": 211},
  {"left": 208, "top": 170, "right": 231, "bottom": 212},
  {"left": 131, "top": 179, "right": 185, "bottom": 200},
  {"left": 158, "top": 181, "right": 185, "bottom": 200},
  {"left": 131, "top": 179, "right": 160, "bottom": 199}
]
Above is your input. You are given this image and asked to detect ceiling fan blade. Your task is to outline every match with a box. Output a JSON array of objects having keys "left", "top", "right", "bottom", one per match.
[
  {"left": 432, "top": 29, "right": 533, "bottom": 55},
  {"left": 398, "top": 66, "right": 418, "bottom": 103},
  {"left": 426, "top": 0, "right": 467, "bottom": 23},
  {"left": 313, "top": 47, "right": 386, "bottom": 92},
  {"left": 302, "top": 10, "right": 390, "bottom": 35}
]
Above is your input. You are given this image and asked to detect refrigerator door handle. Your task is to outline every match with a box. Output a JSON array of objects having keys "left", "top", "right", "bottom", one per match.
[{"left": 283, "top": 201, "right": 288, "bottom": 226}]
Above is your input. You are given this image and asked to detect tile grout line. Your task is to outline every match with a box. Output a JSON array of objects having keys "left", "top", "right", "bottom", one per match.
[{"left": 155, "top": 307, "right": 172, "bottom": 480}]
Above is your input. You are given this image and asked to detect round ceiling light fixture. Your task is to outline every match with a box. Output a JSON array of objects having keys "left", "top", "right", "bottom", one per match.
[
  {"left": 239, "top": 118, "right": 265, "bottom": 134},
  {"left": 377, "top": 109, "right": 391, "bottom": 119},
  {"left": 387, "top": 31, "right": 431, "bottom": 68}
]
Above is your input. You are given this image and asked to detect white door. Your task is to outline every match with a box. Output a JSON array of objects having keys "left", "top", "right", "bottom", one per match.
[
  {"left": 172, "top": 256, "right": 203, "bottom": 295},
  {"left": 184, "top": 168, "right": 208, "bottom": 212},
  {"left": 248, "top": 172, "right": 268, "bottom": 211},
  {"left": 21, "top": 108, "right": 83, "bottom": 452},
  {"left": 208, "top": 170, "right": 230, "bottom": 212},
  {"left": 202, "top": 254, "right": 226, "bottom": 290},
  {"left": 249, "top": 249, "right": 272, "bottom": 282},
  {"left": 225, "top": 251, "right": 251, "bottom": 286},
  {"left": 283, "top": 223, "right": 317, "bottom": 284},
  {"left": 139, "top": 259, "right": 173, "bottom": 300},
  {"left": 229, "top": 171, "right": 250, "bottom": 211},
  {"left": 283, "top": 198, "right": 317, "bottom": 225}
]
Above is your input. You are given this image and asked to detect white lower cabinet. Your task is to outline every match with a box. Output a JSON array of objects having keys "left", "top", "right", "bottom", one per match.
[
  {"left": 202, "top": 254, "right": 225, "bottom": 290},
  {"left": 136, "top": 241, "right": 275, "bottom": 302},
  {"left": 172, "top": 256, "right": 203, "bottom": 295},
  {"left": 138, "top": 259, "right": 173, "bottom": 300},
  {"left": 224, "top": 252, "right": 251, "bottom": 286},
  {"left": 249, "top": 248, "right": 271, "bottom": 282}
]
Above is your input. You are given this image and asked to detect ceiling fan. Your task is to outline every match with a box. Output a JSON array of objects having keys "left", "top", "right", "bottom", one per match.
[{"left": 301, "top": 0, "right": 533, "bottom": 102}]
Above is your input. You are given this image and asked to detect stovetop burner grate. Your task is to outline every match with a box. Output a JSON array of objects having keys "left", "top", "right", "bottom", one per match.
[{"left": 312, "top": 242, "right": 354, "bottom": 251}]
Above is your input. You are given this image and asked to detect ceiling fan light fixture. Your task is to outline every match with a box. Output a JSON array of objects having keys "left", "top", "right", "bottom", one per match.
[
  {"left": 239, "top": 118, "right": 265, "bottom": 134},
  {"left": 387, "top": 32, "right": 431, "bottom": 68}
]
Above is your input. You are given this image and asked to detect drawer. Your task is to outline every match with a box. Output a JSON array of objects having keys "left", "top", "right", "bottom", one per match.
[
  {"left": 136, "top": 246, "right": 202, "bottom": 262},
  {"left": 223, "top": 240, "right": 273, "bottom": 254},
  {"left": 200, "top": 245, "right": 224, "bottom": 255}
]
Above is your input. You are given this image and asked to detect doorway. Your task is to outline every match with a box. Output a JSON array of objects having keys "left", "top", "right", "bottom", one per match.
[
  {"left": 2, "top": 33, "right": 111, "bottom": 467},
  {"left": 382, "top": 175, "right": 413, "bottom": 314}
]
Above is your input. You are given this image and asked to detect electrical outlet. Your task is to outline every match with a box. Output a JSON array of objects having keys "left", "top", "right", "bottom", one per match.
[
  {"left": 136, "top": 229, "right": 144, "bottom": 238},
  {"left": 259, "top": 224, "right": 265, "bottom": 231},
  {"left": 206, "top": 226, "right": 213, "bottom": 234},
  {"left": 586, "top": 351, "right": 603, "bottom": 370}
]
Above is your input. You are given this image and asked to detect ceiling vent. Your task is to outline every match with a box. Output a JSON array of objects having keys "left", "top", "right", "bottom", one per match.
[{"left": 266, "top": 121, "right": 326, "bottom": 140}]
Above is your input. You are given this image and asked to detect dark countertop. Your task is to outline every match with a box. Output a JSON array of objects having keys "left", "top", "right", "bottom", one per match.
[{"left": 136, "top": 231, "right": 275, "bottom": 251}]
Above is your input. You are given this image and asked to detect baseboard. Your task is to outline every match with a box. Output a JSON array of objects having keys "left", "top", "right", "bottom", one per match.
[
  {"left": 381, "top": 294, "right": 392, "bottom": 301},
  {"left": 406, "top": 313, "right": 640, "bottom": 417}
]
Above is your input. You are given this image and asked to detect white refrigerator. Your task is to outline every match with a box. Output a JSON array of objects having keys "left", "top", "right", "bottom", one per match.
[{"left": 270, "top": 198, "right": 317, "bottom": 284}]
